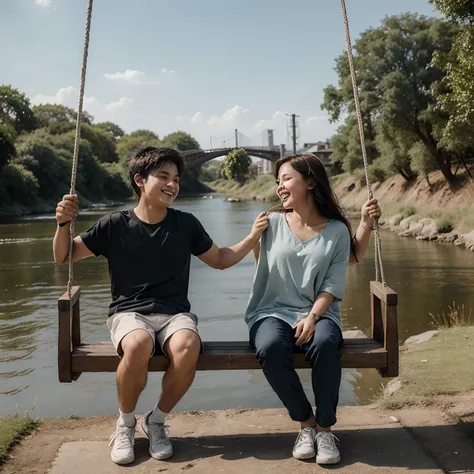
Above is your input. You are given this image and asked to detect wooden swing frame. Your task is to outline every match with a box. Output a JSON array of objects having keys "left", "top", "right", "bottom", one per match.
[
  {"left": 57, "top": 0, "right": 399, "bottom": 383},
  {"left": 58, "top": 282, "right": 398, "bottom": 382}
]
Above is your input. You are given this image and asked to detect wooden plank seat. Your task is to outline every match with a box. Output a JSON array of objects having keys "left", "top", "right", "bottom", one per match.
[{"left": 58, "top": 282, "right": 399, "bottom": 382}]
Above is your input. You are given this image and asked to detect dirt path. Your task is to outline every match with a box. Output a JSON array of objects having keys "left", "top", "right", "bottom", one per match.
[{"left": 3, "top": 404, "right": 473, "bottom": 474}]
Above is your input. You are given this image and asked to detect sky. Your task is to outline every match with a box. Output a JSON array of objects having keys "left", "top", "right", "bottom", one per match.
[{"left": 1, "top": 0, "right": 440, "bottom": 149}]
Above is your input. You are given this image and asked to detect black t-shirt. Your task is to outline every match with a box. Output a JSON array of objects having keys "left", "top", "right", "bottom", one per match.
[{"left": 80, "top": 208, "right": 213, "bottom": 317}]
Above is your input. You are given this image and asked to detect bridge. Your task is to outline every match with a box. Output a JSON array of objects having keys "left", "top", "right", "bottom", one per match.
[
  {"left": 182, "top": 146, "right": 283, "bottom": 169},
  {"left": 180, "top": 129, "right": 333, "bottom": 170}
]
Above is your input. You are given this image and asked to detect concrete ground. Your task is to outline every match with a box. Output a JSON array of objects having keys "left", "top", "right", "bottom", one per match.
[{"left": 3, "top": 405, "right": 474, "bottom": 474}]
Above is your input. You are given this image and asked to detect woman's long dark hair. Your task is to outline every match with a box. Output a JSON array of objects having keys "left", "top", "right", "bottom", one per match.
[{"left": 271, "top": 154, "right": 356, "bottom": 259}]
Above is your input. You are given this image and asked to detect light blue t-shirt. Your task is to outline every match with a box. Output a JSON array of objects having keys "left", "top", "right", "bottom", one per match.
[{"left": 244, "top": 213, "right": 351, "bottom": 332}]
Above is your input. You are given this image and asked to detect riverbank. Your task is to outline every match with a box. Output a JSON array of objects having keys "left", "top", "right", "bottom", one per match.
[
  {"left": 205, "top": 175, "right": 278, "bottom": 202},
  {"left": 0, "top": 177, "right": 211, "bottom": 218}
]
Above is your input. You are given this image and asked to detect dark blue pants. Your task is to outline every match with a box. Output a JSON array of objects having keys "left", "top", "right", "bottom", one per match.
[{"left": 250, "top": 316, "right": 342, "bottom": 428}]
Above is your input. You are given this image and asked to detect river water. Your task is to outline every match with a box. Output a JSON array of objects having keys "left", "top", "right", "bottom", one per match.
[{"left": 1, "top": 197, "right": 473, "bottom": 418}]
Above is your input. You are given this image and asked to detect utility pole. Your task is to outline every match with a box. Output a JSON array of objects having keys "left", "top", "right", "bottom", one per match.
[
  {"left": 235, "top": 128, "right": 238, "bottom": 148},
  {"left": 286, "top": 113, "right": 299, "bottom": 154}
]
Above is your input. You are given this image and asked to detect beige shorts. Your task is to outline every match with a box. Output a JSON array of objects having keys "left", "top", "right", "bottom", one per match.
[{"left": 106, "top": 312, "right": 200, "bottom": 357}]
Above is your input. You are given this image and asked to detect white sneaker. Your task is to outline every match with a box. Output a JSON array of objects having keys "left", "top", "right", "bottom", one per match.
[
  {"left": 109, "top": 419, "right": 135, "bottom": 465},
  {"left": 292, "top": 427, "right": 316, "bottom": 460},
  {"left": 139, "top": 411, "right": 173, "bottom": 460},
  {"left": 316, "top": 431, "right": 341, "bottom": 464}
]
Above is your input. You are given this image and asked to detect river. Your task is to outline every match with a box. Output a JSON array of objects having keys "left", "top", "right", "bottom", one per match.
[{"left": 1, "top": 197, "right": 473, "bottom": 418}]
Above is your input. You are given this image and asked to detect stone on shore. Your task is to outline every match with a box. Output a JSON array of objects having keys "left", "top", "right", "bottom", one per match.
[{"left": 404, "top": 330, "right": 439, "bottom": 346}]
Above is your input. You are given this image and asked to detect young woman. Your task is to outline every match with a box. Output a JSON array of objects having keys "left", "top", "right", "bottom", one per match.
[{"left": 245, "top": 154, "right": 381, "bottom": 465}]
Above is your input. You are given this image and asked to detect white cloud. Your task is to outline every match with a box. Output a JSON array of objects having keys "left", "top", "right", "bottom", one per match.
[
  {"left": 35, "top": 0, "right": 51, "bottom": 7},
  {"left": 306, "top": 116, "right": 326, "bottom": 123},
  {"left": 190, "top": 112, "right": 203, "bottom": 124},
  {"left": 104, "top": 69, "right": 146, "bottom": 84},
  {"left": 160, "top": 68, "right": 175, "bottom": 74},
  {"left": 105, "top": 97, "right": 134, "bottom": 112},
  {"left": 31, "top": 86, "right": 133, "bottom": 123},
  {"left": 32, "top": 86, "right": 79, "bottom": 107},
  {"left": 221, "top": 105, "right": 250, "bottom": 121}
]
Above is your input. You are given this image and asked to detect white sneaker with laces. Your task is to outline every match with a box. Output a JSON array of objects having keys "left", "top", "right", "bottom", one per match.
[
  {"left": 139, "top": 411, "right": 173, "bottom": 460},
  {"left": 316, "top": 431, "right": 341, "bottom": 464},
  {"left": 109, "top": 419, "right": 136, "bottom": 465},
  {"left": 292, "top": 427, "right": 316, "bottom": 460}
]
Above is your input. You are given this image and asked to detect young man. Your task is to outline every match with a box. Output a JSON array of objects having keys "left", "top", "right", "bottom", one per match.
[{"left": 53, "top": 147, "right": 269, "bottom": 465}]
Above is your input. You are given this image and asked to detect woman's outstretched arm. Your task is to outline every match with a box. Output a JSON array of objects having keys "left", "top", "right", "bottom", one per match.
[{"left": 350, "top": 199, "right": 381, "bottom": 264}]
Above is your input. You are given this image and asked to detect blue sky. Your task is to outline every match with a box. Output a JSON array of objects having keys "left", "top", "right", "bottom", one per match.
[{"left": 1, "top": 0, "right": 439, "bottom": 148}]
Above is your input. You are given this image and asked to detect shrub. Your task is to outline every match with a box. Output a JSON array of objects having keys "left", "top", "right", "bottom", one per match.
[
  {"left": 436, "top": 217, "right": 454, "bottom": 234},
  {"left": 0, "top": 162, "right": 39, "bottom": 204}
]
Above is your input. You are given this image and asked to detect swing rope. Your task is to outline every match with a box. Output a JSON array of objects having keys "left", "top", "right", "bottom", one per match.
[
  {"left": 67, "top": 0, "right": 94, "bottom": 296},
  {"left": 340, "top": 0, "right": 387, "bottom": 286}
]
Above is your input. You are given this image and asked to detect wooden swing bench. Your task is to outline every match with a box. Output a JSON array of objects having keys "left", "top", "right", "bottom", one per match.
[{"left": 58, "top": 281, "right": 398, "bottom": 383}]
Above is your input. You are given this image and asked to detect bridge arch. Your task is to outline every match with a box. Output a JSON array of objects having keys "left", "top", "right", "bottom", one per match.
[{"left": 182, "top": 147, "right": 283, "bottom": 169}]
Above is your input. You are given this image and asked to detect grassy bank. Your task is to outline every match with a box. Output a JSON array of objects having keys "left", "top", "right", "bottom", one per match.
[
  {"left": 205, "top": 175, "right": 278, "bottom": 202},
  {"left": 379, "top": 326, "right": 474, "bottom": 411},
  {"left": 379, "top": 301, "right": 473, "bottom": 423},
  {"left": 0, "top": 413, "right": 37, "bottom": 466}
]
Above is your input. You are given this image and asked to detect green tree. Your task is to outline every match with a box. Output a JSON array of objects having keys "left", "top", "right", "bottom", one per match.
[
  {"left": 199, "top": 160, "right": 223, "bottom": 182},
  {"left": 161, "top": 131, "right": 200, "bottom": 151},
  {"left": 375, "top": 123, "right": 416, "bottom": 181},
  {"left": 0, "top": 162, "right": 39, "bottom": 205},
  {"left": 222, "top": 148, "right": 252, "bottom": 184},
  {"left": 0, "top": 123, "right": 16, "bottom": 169},
  {"left": 117, "top": 130, "right": 161, "bottom": 165},
  {"left": 129, "top": 129, "right": 159, "bottom": 141},
  {"left": 52, "top": 132, "right": 106, "bottom": 199},
  {"left": 430, "top": 0, "right": 474, "bottom": 152},
  {"left": 101, "top": 162, "right": 131, "bottom": 200},
  {"left": 32, "top": 104, "right": 93, "bottom": 128},
  {"left": 96, "top": 121, "right": 125, "bottom": 140},
  {"left": 14, "top": 131, "right": 70, "bottom": 200},
  {"left": 409, "top": 141, "right": 439, "bottom": 187},
  {"left": 322, "top": 14, "right": 458, "bottom": 182},
  {"left": 80, "top": 124, "right": 119, "bottom": 163},
  {"left": 0, "top": 85, "right": 36, "bottom": 134}
]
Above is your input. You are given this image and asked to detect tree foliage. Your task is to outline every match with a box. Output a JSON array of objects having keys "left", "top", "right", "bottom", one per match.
[
  {"left": 0, "top": 123, "right": 16, "bottom": 170},
  {"left": 430, "top": 0, "right": 474, "bottom": 151},
  {"left": 96, "top": 121, "right": 125, "bottom": 140},
  {"left": 222, "top": 148, "right": 252, "bottom": 184},
  {"left": 0, "top": 85, "right": 36, "bottom": 134},
  {"left": 161, "top": 131, "right": 200, "bottom": 151},
  {"left": 322, "top": 14, "right": 461, "bottom": 183},
  {"left": 116, "top": 130, "right": 161, "bottom": 165}
]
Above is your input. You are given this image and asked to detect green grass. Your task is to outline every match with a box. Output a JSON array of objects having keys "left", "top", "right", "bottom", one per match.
[
  {"left": 0, "top": 412, "right": 38, "bottom": 465},
  {"left": 379, "top": 326, "right": 474, "bottom": 410},
  {"left": 436, "top": 217, "right": 454, "bottom": 234},
  {"left": 399, "top": 205, "right": 417, "bottom": 219}
]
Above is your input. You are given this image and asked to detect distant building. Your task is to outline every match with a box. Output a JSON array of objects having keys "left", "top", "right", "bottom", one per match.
[{"left": 298, "top": 141, "right": 332, "bottom": 167}]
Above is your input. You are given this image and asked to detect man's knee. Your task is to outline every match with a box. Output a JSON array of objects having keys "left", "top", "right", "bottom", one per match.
[
  {"left": 166, "top": 330, "right": 200, "bottom": 367},
  {"left": 121, "top": 329, "right": 154, "bottom": 365}
]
